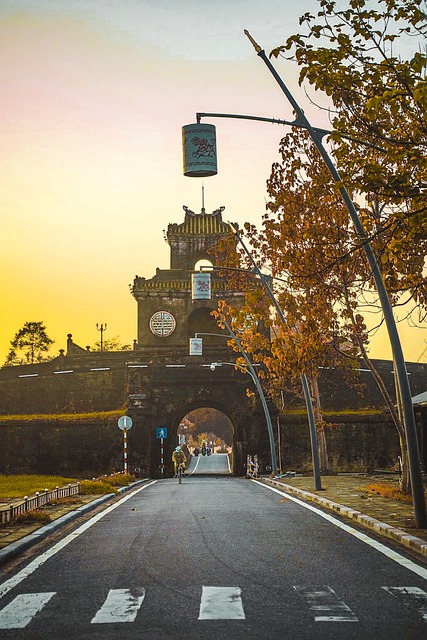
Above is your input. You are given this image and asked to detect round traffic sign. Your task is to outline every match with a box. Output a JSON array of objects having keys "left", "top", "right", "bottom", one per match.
[{"left": 118, "top": 416, "right": 133, "bottom": 431}]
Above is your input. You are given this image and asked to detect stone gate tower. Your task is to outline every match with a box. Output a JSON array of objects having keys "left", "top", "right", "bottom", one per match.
[
  {"left": 126, "top": 205, "right": 275, "bottom": 477},
  {"left": 132, "top": 206, "right": 242, "bottom": 355}
]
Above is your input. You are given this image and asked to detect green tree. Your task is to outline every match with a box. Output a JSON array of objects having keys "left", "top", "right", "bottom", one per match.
[
  {"left": 5, "top": 321, "right": 54, "bottom": 365},
  {"left": 272, "top": 0, "right": 427, "bottom": 314},
  {"left": 266, "top": 0, "right": 427, "bottom": 489}
]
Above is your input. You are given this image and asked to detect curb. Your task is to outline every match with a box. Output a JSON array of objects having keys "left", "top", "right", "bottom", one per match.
[
  {"left": 0, "top": 479, "right": 152, "bottom": 566},
  {"left": 261, "top": 478, "right": 427, "bottom": 559}
]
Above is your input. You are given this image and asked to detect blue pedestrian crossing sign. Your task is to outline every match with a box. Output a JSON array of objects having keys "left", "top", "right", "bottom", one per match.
[{"left": 156, "top": 427, "right": 168, "bottom": 439}]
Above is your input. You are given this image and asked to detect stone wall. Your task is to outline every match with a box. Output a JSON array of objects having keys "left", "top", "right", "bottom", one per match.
[
  {"left": 0, "top": 355, "right": 424, "bottom": 476},
  {"left": 0, "top": 416, "right": 143, "bottom": 477},
  {"left": 279, "top": 414, "right": 400, "bottom": 473}
]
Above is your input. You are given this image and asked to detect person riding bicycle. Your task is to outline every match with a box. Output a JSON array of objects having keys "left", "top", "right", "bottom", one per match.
[{"left": 172, "top": 445, "right": 186, "bottom": 477}]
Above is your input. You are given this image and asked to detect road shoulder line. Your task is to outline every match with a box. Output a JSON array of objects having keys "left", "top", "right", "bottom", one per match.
[{"left": 258, "top": 478, "right": 427, "bottom": 560}]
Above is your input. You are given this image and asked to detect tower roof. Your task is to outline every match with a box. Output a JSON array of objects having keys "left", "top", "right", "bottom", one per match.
[{"left": 167, "top": 206, "right": 230, "bottom": 238}]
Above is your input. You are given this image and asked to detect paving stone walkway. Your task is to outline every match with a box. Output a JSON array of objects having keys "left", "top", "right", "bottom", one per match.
[{"left": 271, "top": 473, "right": 427, "bottom": 543}]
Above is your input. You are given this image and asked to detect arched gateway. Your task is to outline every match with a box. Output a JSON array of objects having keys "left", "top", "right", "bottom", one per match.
[{"left": 129, "top": 205, "right": 275, "bottom": 477}]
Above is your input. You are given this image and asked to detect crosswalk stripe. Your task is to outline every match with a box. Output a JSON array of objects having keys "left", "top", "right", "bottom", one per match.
[
  {"left": 383, "top": 587, "right": 427, "bottom": 622},
  {"left": 90, "top": 588, "right": 146, "bottom": 624},
  {"left": 2, "top": 585, "right": 425, "bottom": 627},
  {"left": 0, "top": 592, "right": 56, "bottom": 629},
  {"left": 198, "top": 586, "right": 245, "bottom": 620},
  {"left": 294, "top": 586, "right": 358, "bottom": 622}
]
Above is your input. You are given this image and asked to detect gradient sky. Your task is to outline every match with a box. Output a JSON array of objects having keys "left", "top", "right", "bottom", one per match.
[{"left": 1, "top": 0, "right": 425, "bottom": 364}]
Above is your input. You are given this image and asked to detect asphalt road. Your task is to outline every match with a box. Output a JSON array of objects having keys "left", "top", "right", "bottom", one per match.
[
  {"left": 186, "top": 452, "right": 231, "bottom": 475},
  {"left": 0, "top": 476, "right": 426, "bottom": 639}
]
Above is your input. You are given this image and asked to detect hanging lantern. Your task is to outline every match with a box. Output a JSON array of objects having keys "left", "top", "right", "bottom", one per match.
[
  {"left": 182, "top": 123, "right": 217, "bottom": 177},
  {"left": 191, "top": 272, "right": 211, "bottom": 300},
  {"left": 189, "top": 338, "right": 203, "bottom": 356}
]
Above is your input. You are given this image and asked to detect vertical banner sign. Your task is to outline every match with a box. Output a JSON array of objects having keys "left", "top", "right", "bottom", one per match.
[
  {"left": 118, "top": 416, "right": 133, "bottom": 474},
  {"left": 189, "top": 337, "right": 203, "bottom": 356},
  {"left": 182, "top": 123, "right": 217, "bottom": 177},
  {"left": 191, "top": 272, "right": 211, "bottom": 300}
]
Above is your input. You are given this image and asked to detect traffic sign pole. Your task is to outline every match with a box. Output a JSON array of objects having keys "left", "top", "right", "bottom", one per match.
[
  {"left": 123, "top": 428, "right": 128, "bottom": 474},
  {"left": 118, "top": 416, "right": 133, "bottom": 475},
  {"left": 160, "top": 437, "right": 164, "bottom": 478},
  {"left": 156, "top": 428, "right": 167, "bottom": 478}
]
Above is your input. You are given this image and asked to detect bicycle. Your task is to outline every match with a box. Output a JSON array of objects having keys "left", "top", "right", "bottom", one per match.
[{"left": 177, "top": 463, "right": 185, "bottom": 484}]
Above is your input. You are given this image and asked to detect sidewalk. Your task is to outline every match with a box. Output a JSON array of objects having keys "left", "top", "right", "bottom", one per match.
[{"left": 260, "top": 473, "right": 427, "bottom": 559}]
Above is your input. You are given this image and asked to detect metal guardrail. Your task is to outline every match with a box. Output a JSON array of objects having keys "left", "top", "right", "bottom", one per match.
[{"left": 0, "top": 483, "right": 81, "bottom": 524}]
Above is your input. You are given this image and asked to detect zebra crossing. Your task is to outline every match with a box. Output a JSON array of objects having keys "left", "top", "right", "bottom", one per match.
[{"left": 0, "top": 584, "right": 426, "bottom": 629}]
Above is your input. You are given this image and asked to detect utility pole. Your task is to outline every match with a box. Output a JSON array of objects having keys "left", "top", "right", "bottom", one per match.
[{"left": 96, "top": 323, "right": 107, "bottom": 352}]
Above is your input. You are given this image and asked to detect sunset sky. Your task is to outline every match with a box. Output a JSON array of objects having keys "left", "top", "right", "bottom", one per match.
[{"left": 1, "top": 0, "right": 425, "bottom": 365}]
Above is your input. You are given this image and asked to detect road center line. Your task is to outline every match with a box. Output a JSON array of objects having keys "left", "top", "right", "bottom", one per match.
[
  {"left": 0, "top": 481, "right": 158, "bottom": 600},
  {"left": 252, "top": 480, "right": 427, "bottom": 580}
]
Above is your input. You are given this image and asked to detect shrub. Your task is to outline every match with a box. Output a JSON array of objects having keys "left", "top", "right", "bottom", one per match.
[
  {"left": 101, "top": 473, "right": 136, "bottom": 487},
  {"left": 79, "top": 480, "right": 118, "bottom": 495},
  {"left": 15, "top": 510, "right": 51, "bottom": 524},
  {"left": 50, "top": 496, "right": 81, "bottom": 506}
]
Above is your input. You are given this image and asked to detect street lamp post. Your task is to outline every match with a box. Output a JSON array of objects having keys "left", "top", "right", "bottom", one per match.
[
  {"left": 183, "top": 32, "right": 425, "bottom": 527},
  {"left": 242, "top": 30, "right": 425, "bottom": 528}
]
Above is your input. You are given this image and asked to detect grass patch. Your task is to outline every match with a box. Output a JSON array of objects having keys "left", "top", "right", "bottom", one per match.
[
  {"left": 361, "top": 483, "right": 414, "bottom": 503},
  {"left": 280, "top": 408, "right": 384, "bottom": 417},
  {"left": 0, "top": 473, "right": 136, "bottom": 501},
  {"left": 0, "top": 410, "right": 124, "bottom": 424},
  {"left": 0, "top": 475, "right": 78, "bottom": 500},
  {"left": 15, "top": 509, "right": 51, "bottom": 525}
]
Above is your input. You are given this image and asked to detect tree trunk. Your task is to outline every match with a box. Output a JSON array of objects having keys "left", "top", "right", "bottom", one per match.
[
  {"left": 347, "top": 310, "right": 409, "bottom": 494},
  {"left": 398, "top": 435, "right": 411, "bottom": 494},
  {"left": 310, "top": 374, "right": 329, "bottom": 473}
]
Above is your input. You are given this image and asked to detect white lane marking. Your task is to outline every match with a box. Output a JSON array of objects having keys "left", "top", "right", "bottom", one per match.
[
  {"left": 383, "top": 586, "right": 427, "bottom": 622},
  {"left": 294, "top": 586, "right": 358, "bottom": 622},
  {"left": 188, "top": 456, "right": 201, "bottom": 476},
  {"left": 0, "top": 592, "right": 56, "bottom": 629},
  {"left": 198, "top": 586, "right": 245, "bottom": 620},
  {"left": 253, "top": 480, "right": 427, "bottom": 580},
  {"left": 91, "top": 588, "right": 146, "bottom": 624},
  {"left": 0, "top": 481, "right": 158, "bottom": 600}
]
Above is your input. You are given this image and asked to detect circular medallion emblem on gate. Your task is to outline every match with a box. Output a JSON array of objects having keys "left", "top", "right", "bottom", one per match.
[{"left": 149, "top": 311, "right": 176, "bottom": 337}]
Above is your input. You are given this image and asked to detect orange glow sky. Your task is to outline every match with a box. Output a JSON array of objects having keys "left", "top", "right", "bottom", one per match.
[{"left": 1, "top": 0, "right": 425, "bottom": 365}]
